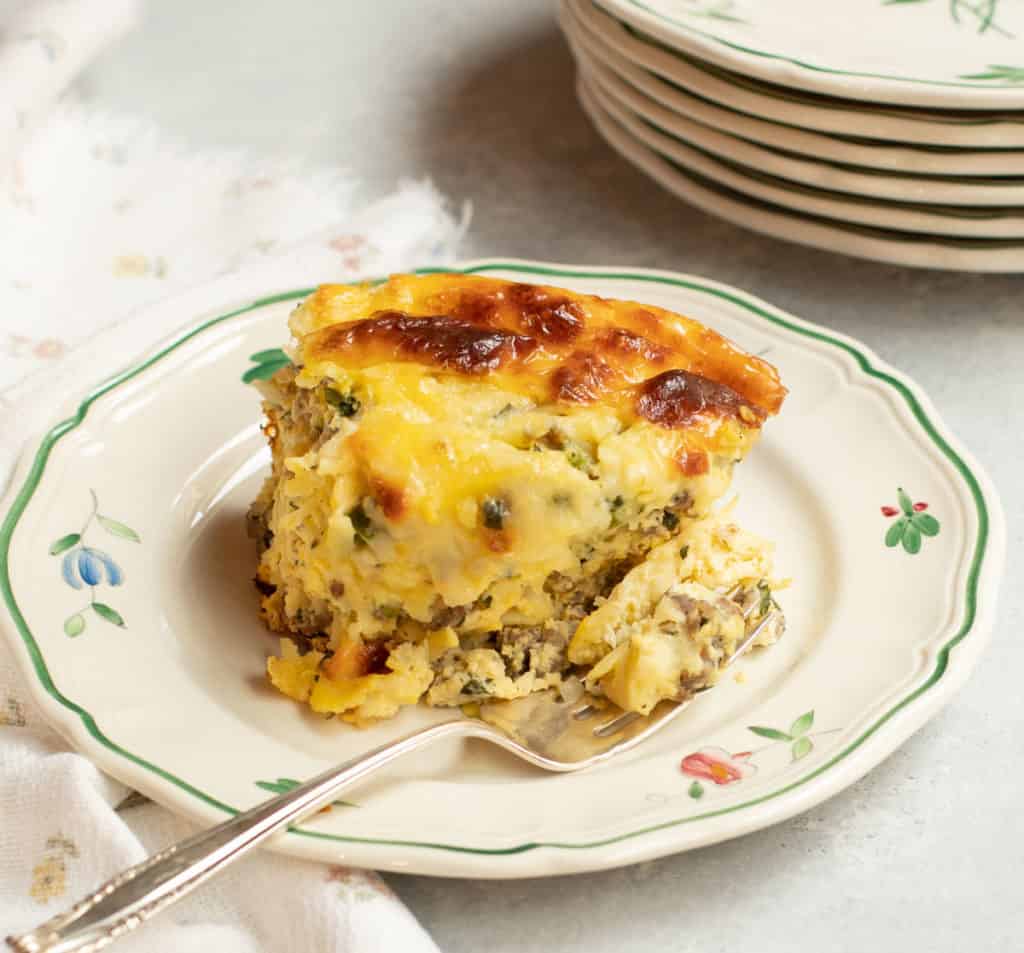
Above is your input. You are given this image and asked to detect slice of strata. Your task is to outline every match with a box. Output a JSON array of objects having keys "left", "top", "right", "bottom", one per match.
[{"left": 249, "top": 273, "right": 787, "bottom": 725}]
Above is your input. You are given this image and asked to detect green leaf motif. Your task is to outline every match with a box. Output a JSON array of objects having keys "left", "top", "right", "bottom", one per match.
[
  {"left": 255, "top": 777, "right": 299, "bottom": 795},
  {"left": 64, "top": 613, "right": 86, "bottom": 637},
  {"left": 49, "top": 533, "right": 80, "bottom": 555},
  {"left": 886, "top": 1, "right": 1013, "bottom": 39},
  {"left": 789, "top": 710, "right": 815, "bottom": 737},
  {"left": 249, "top": 348, "right": 290, "bottom": 364},
  {"left": 748, "top": 726, "right": 792, "bottom": 741},
  {"left": 97, "top": 515, "right": 141, "bottom": 543},
  {"left": 885, "top": 518, "right": 907, "bottom": 547},
  {"left": 688, "top": 781, "right": 704, "bottom": 800},
  {"left": 92, "top": 602, "right": 125, "bottom": 627},
  {"left": 902, "top": 523, "right": 922, "bottom": 554},
  {"left": 961, "top": 65, "right": 1024, "bottom": 83},
  {"left": 242, "top": 358, "right": 291, "bottom": 384},
  {"left": 681, "top": 0, "right": 745, "bottom": 22},
  {"left": 884, "top": 491, "right": 940, "bottom": 554},
  {"left": 255, "top": 777, "right": 356, "bottom": 807},
  {"left": 897, "top": 487, "right": 914, "bottom": 515},
  {"left": 792, "top": 736, "right": 814, "bottom": 761}
]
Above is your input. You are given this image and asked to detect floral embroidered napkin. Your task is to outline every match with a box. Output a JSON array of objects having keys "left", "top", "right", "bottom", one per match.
[{"left": 0, "top": 2, "right": 462, "bottom": 948}]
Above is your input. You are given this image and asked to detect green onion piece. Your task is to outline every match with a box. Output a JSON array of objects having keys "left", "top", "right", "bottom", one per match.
[
  {"left": 324, "top": 387, "right": 361, "bottom": 417},
  {"left": 481, "top": 498, "right": 510, "bottom": 530},
  {"left": 348, "top": 503, "right": 375, "bottom": 544}
]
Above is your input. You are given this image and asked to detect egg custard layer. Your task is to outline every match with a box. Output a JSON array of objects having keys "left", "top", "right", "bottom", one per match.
[{"left": 249, "top": 273, "right": 787, "bottom": 725}]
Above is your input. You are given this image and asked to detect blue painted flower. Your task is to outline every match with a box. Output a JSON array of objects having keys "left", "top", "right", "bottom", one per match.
[{"left": 61, "top": 547, "right": 123, "bottom": 589}]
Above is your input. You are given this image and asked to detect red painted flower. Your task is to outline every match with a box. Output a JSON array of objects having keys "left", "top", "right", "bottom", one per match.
[
  {"left": 880, "top": 506, "right": 899, "bottom": 517},
  {"left": 913, "top": 502, "right": 928, "bottom": 512},
  {"left": 680, "top": 747, "right": 756, "bottom": 785}
]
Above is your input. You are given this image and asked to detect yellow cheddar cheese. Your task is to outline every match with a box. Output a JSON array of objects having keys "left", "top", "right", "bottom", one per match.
[{"left": 249, "top": 273, "right": 786, "bottom": 725}]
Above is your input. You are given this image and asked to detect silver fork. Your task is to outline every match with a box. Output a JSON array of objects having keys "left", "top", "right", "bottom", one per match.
[{"left": 8, "top": 600, "right": 778, "bottom": 953}]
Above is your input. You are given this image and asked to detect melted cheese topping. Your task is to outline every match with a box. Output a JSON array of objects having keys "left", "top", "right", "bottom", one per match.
[
  {"left": 255, "top": 274, "right": 786, "bottom": 724},
  {"left": 294, "top": 273, "right": 785, "bottom": 453}
]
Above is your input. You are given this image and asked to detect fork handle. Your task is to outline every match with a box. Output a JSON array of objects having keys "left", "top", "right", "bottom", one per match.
[{"left": 7, "top": 720, "right": 471, "bottom": 953}]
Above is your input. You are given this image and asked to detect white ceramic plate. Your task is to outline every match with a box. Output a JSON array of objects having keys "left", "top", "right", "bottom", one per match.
[
  {"left": 578, "top": 68, "right": 1024, "bottom": 239},
  {"left": 595, "top": 0, "right": 1024, "bottom": 110},
  {"left": 569, "top": 25, "right": 1024, "bottom": 180},
  {"left": 566, "top": 1, "right": 1024, "bottom": 178},
  {"left": 0, "top": 262, "right": 1004, "bottom": 878},
  {"left": 579, "top": 79, "right": 1024, "bottom": 272},
  {"left": 583, "top": 38, "right": 1024, "bottom": 206},
  {"left": 570, "top": 0, "right": 1024, "bottom": 148}
]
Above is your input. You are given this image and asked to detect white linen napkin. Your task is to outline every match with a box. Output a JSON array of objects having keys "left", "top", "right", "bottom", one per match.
[{"left": 0, "top": 3, "right": 463, "bottom": 949}]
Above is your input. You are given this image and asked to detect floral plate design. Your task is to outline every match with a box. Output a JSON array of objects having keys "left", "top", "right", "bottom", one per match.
[
  {"left": 593, "top": 0, "right": 1024, "bottom": 109},
  {"left": 569, "top": 0, "right": 1024, "bottom": 149},
  {"left": 0, "top": 261, "right": 1004, "bottom": 878}
]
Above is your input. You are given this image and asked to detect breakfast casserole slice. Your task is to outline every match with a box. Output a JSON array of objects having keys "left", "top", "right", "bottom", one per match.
[{"left": 248, "top": 273, "right": 787, "bottom": 725}]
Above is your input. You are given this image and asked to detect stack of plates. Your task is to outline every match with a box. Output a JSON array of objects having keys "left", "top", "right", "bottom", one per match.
[{"left": 559, "top": 0, "right": 1024, "bottom": 271}]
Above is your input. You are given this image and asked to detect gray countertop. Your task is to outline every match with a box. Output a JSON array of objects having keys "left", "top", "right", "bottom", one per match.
[{"left": 77, "top": 3, "right": 1022, "bottom": 951}]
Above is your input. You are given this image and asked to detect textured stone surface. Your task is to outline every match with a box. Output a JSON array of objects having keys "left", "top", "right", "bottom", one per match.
[{"left": 77, "top": 2, "right": 1022, "bottom": 950}]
